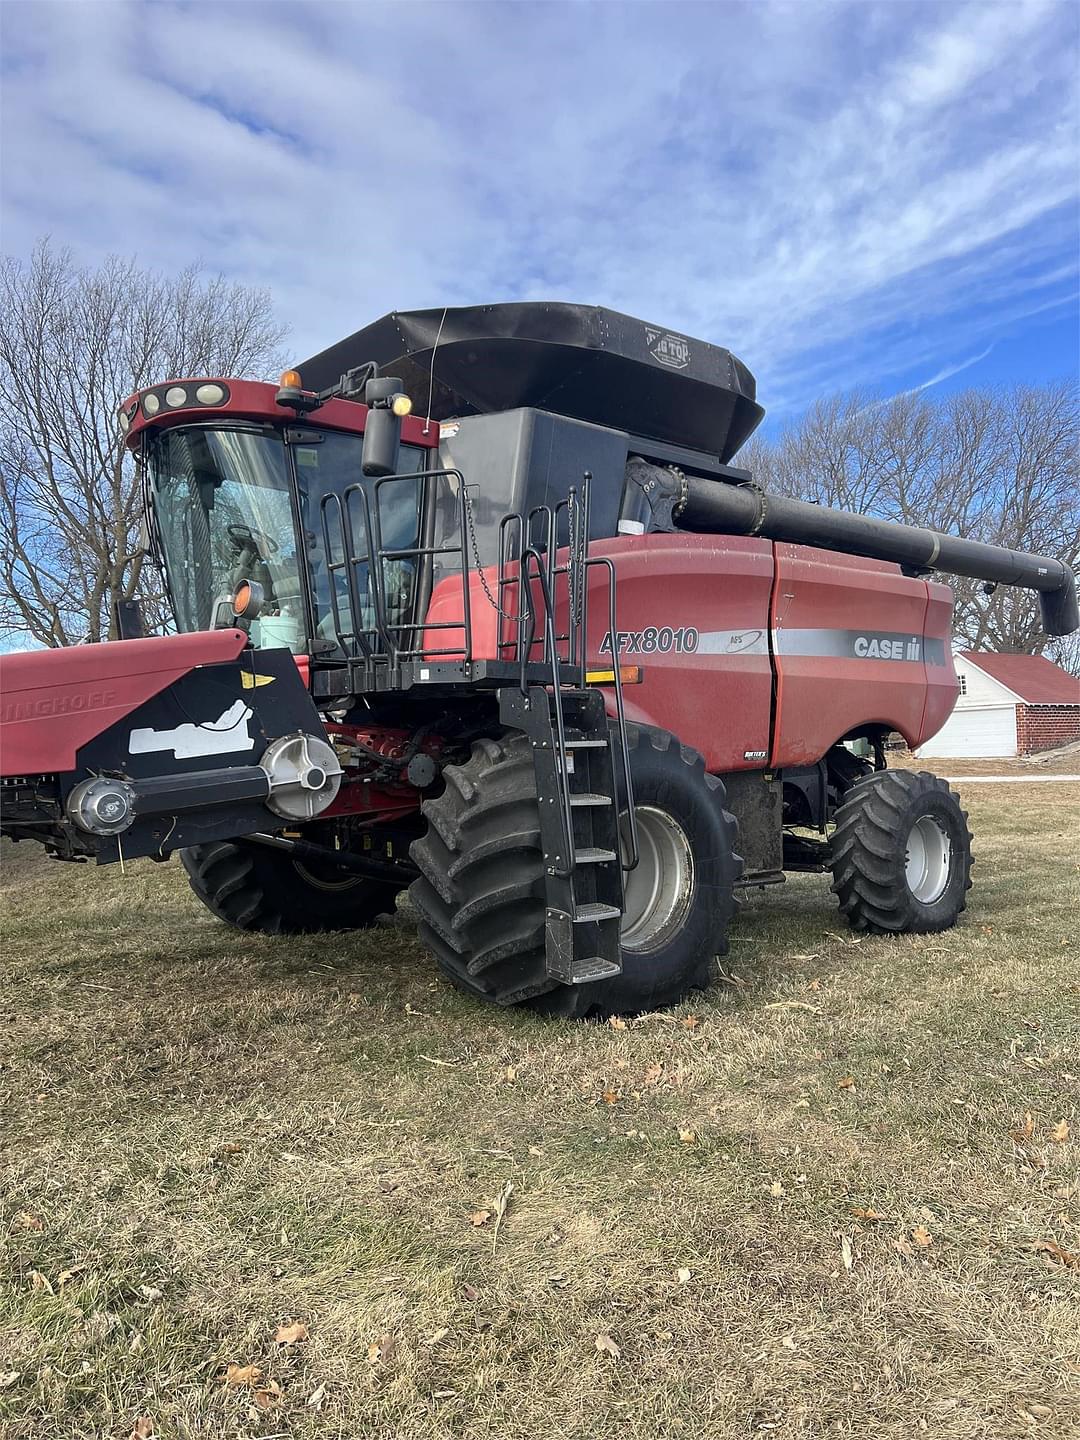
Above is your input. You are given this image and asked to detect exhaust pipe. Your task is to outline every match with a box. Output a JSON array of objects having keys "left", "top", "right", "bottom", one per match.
[{"left": 628, "top": 459, "right": 1079, "bottom": 637}]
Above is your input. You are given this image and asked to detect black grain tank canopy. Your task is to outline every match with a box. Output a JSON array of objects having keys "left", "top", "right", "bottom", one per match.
[{"left": 298, "top": 303, "right": 765, "bottom": 462}]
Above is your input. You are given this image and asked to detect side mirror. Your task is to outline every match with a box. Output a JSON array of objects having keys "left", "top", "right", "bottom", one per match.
[{"left": 362, "top": 375, "right": 412, "bottom": 477}]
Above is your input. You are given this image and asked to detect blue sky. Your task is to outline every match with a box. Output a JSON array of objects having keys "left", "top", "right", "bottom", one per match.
[{"left": 2, "top": 0, "right": 1077, "bottom": 425}]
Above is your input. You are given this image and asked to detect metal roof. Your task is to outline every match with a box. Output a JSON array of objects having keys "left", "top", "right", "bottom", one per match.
[{"left": 960, "top": 650, "right": 1080, "bottom": 705}]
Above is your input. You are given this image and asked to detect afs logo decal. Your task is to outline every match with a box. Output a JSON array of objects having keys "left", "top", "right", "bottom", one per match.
[{"left": 644, "top": 326, "right": 691, "bottom": 370}]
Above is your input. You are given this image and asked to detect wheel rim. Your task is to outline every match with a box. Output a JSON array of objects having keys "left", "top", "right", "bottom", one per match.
[
  {"left": 618, "top": 806, "right": 695, "bottom": 953},
  {"left": 904, "top": 814, "right": 952, "bottom": 904}
]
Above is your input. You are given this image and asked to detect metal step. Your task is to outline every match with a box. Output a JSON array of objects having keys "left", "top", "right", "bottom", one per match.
[
  {"left": 574, "top": 846, "right": 617, "bottom": 864},
  {"left": 569, "top": 792, "right": 612, "bottom": 807},
  {"left": 565, "top": 955, "right": 622, "bottom": 984},
  {"left": 573, "top": 901, "right": 622, "bottom": 923},
  {"left": 563, "top": 737, "right": 608, "bottom": 749}
]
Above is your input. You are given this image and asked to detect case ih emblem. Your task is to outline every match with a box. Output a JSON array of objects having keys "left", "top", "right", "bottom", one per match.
[{"left": 644, "top": 327, "right": 690, "bottom": 370}]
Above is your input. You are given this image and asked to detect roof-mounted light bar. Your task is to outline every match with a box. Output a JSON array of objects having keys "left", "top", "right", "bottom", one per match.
[{"left": 117, "top": 381, "right": 232, "bottom": 432}]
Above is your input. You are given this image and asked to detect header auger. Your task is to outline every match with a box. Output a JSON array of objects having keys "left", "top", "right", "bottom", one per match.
[{"left": 2, "top": 303, "right": 1076, "bottom": 1017}]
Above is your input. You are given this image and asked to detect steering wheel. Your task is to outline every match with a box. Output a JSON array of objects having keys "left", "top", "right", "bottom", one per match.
[{"left": 227, "top": 522, "right": 279, "bottom": 555}]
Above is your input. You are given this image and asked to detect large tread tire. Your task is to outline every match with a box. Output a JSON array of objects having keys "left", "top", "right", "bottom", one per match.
[
  {"left": 181, "top": 840, "right": 399, "bottom": 936},
  {"left": 830, "top": 769, "right": 973, "bottom": 934},
  {"left": 408, "top": 726, "right": 742, "bottom": 1018}
]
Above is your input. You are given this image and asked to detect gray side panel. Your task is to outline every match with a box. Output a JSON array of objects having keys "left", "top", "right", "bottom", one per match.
[{"left": 436, "top": 409, "right": 628, "bottom": 568}]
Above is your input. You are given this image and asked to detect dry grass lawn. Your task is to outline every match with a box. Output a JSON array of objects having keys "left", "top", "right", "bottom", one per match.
[{"left": 1, "top": 771, "right": 1078, "bottom": 1439}]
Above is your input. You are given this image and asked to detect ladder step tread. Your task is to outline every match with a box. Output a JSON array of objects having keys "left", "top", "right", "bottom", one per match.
[
  {"left": 569, "top": 792, "right": 612, "bottom": 807},
  {"left": 566, "top": 956, "right": 622, "bottom": 984},
  {"left": 574, "top": 847, "right": 617, "bottom": 864},
  {"left": 574, "top": 902, "right": 622, "bottom": 923},
  {"left": 563, "top": 737, "right": 608, "bottom": 748}
]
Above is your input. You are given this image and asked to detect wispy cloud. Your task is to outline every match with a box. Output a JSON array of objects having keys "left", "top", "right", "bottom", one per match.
[{"left": 1, "top": 0, "right": 1076, "bottom": 418}]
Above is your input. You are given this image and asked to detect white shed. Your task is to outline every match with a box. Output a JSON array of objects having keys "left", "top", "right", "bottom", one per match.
[{"left": 917, "top": 651, "right": 1080, "bottom": 759}]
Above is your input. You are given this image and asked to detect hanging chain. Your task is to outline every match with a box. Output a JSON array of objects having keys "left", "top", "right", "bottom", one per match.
[
  {"left": 462, "top": 484, "right": 586, "bottom": 663},
  {"left": 462, "top": 486, "right": 521, "bottom": 622}
]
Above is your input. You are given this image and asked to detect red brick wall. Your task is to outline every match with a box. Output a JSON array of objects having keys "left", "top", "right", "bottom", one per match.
[{"left": 1015, "top": 705, "right": 1080, "bottom": 756}]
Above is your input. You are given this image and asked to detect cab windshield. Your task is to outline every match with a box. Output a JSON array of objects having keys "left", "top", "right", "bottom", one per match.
[{"left": 147, "top": 425, "right": 426, "bottom": 655}]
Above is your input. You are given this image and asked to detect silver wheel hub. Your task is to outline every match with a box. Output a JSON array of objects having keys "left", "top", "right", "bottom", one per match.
[
  {"left": 619, "top": 806, "right": 695, "bottom": 953},
  {"left": 904, "top": 814, "right": 952, "bottom": 904}
]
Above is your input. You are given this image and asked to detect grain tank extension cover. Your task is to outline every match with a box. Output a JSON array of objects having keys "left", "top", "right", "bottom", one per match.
[{"left": 299, "top": 303, "right": 764, "bottom": 461}]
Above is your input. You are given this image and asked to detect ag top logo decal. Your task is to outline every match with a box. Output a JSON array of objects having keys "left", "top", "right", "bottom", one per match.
[{"left": 644, "top": 326, "right": 691, "bottom": 370}]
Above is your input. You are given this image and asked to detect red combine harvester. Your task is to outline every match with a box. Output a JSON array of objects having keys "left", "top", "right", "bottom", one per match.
[{"left": 2, "top": 305, "right": 1076, "bottom": 1016}]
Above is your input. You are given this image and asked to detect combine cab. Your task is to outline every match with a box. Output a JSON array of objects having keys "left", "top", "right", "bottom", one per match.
[{"left": 2, "top": 303, "right": 1076, "bottom": 1016}]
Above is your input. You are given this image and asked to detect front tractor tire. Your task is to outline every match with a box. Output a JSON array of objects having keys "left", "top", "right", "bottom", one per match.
[
  {"left": 181, "top": 840, "right": 400, "bottom": 935},
  {"left": 408, "top": 726, "right": 741, "bottom": 1019},
  {"left": 829, "top": 770, "right": 973, "bottom": 934}
]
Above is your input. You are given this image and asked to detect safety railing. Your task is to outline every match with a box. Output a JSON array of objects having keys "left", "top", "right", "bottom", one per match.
[{"left": 319, "top": 465, "right": 637, "bottom": 874}]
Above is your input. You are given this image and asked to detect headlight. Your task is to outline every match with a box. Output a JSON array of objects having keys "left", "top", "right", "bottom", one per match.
[
  {"left": 195, "top": 382, "right": 226, "bottom": 405},
  {"left": 142, "top": 392, "right": 161, "bottom": 416},
  {"left": 165, "top": 386, "right": 188, "bottom": 408}
]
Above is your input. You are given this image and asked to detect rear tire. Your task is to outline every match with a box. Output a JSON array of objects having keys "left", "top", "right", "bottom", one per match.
[
  {"left": 181, "top": 840, "right": 399, "bottom": 935},
  {"left": 408, "top": 726, "right": 741, "bottom": 1017},
  {"left": 829, "top": 769, "right": 973, "bottom": 934}
]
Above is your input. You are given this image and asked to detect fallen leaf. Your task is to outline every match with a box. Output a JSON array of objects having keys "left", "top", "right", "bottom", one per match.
[
  {"left": 528, "top": 1145, "right": 544, "bottom": 1157},
  {"left": 850, "top": 1207, "right": 888, "bottom": 1221},
  {"left": 601, "top": 1089, "right": 620, "bottom": 1106},
  {"left": 224, "top": 1363, "right": 263, "bottom": 1387},
  {"left": 491, "top": 1179, "right": 514, "bottom": 1253},
  {"left": 130, "top": 1419, "right": 155, "bottom": 1440},
  {"left": 274, "top": 1320, "right": 309, "bottom": 1346},
  {"left": 1050, "top": 1119, "right": 1070, "bottom": 1144},
  {"left": 595, "top": 1332, "right": 621, "bottom": 1359},
  {"left": 608, "top": 1016, "right": 628, "bottom": 1030},
  {"left": 770, "top": 1180, "right": 786, "bottom": 1198},
  {"left": 254, "top": 1379, "right": 283, "bottom": 1411},
  {"left": 676, "top": 1267, "right": 692, "bottom": 1284},
  {"left": 469, "top": 1209, "right": 492, "bottom": 1227},
  {"left": 307, "top": 1381, "right": 327, "bottom": 1410},
  {"left": 218, "top": 1141, "right": 243, "bottom": 1155},
  {"left": 1011, "top": 1112, "right": 1036, "bottom": 1144},
  {"left": 426, "top": 1327, "right": 449, "bottom": 1345},
  {"left": 462, "top": 1282, "right": 479, "bottom": 1301},
  {"left": 56, "top": 1264, "right": 86, "bottom": 1287},
  {"left": 894, "top": 1234, "right": 914, "bottom": 1256},
  {"left": 841, "top": 1234, "right": 854, "bottom": 1271},
  {"left": 643, "top": 1062, "right": 664, "bottom": 1086},
  {"left": 681, "top": 1015, "right": 701, "bottom": 1031},
  {"left": 781, "top": 1334, "right": 798, "bottom": 1351},
  {"left": 912, "top": 1225, "right": 934, "bottom": 1248},
  {"left": 29, "top": 1270, "right": 53, "bottom": 1294},
  {"left": 14, "top": 1211, "right": 43, "bottom": 1232},
  {"left": 678, "top": 1128, "right": 697, "bottom": 1144},
  {"left": 837, "top": 1075, "right": 856, "bottom": 1090},
  {"left": 1023, "top": 1239, "right": 1078, "bottom": 1269},
  {"left": 367, "top": 1332, "right": 396, "bottom": 1364},
  {"left": 502, "top": 1065, "right": 516, "bottom": 1081},
  {"left": 138, "top": 1285, "right": 164, "bottom": 1302}
]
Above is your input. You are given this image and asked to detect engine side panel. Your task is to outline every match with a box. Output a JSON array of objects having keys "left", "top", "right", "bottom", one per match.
[
  {"left": 581, "top": 534, "right": 775, "bottom": 773},
  {"left": 769, "top": 545, "right": 957, "bottom": 766}
]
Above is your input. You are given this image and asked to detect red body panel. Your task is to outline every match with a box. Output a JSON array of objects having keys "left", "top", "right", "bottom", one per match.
[
  {"left": 0, "top": 630, "right": 247, "bottom": 775},
  {"left": 769, "top": 546, "right": 951, "bottom": 765},
  {"left": 579, "top": 535, "right": 775, "bottom": 772},
  {"left": 424, "top": 535, "right": 959, "bottom": 772}
]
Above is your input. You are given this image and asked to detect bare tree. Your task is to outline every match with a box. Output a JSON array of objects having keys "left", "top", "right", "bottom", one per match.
[
  {"left": 0, "top": 241, "right": 286, "bottom": 646},
  {"left": 746, "top": 381, "right": 1079, "bottom": 669}
]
